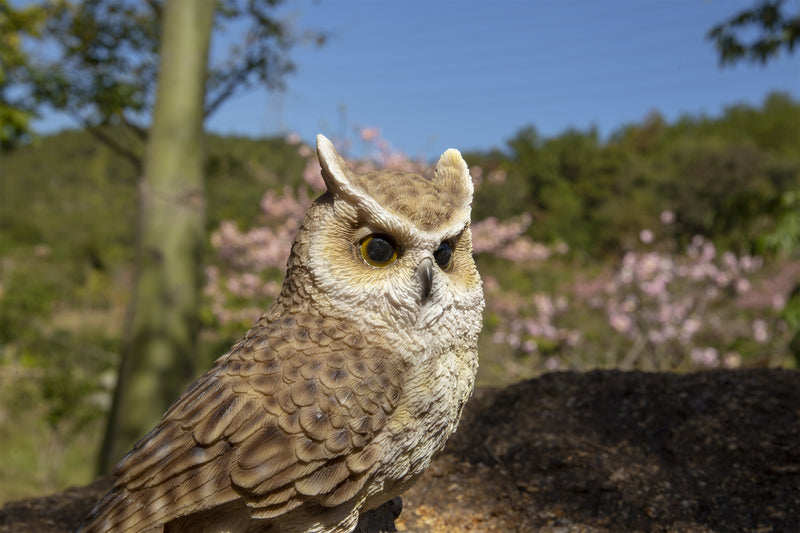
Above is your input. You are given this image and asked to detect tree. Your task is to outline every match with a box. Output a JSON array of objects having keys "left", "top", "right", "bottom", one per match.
[
  {"left": 708, "top": 0, "right": 800, "bottom": 65},
  {"left": 709, "top": 3, "right": 800, "bottom": 259},
  {"left": 4, "top": 0, "right": 322, "bottom": 472},
  {"left": 0, "top": 0, "right": 46, "bottom": 149},
  {"left": 13, "top": 0, "right": 318, "bottom": 169},
  {"left": 97, "top": 0, "right": 216, "bottom": 472}
]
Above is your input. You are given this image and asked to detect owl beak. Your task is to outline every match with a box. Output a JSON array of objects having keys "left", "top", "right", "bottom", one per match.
[{"left": 416, "top": 257, "right": 433, "bottom": 305}]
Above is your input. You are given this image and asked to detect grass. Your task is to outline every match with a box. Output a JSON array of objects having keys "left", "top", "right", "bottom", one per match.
[{"left": 0, "top": 373, "right": 104, "bottom": 504}]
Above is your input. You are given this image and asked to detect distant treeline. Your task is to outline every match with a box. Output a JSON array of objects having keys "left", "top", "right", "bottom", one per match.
[
  {"left": 465, "top": 92, "right": 799, "bottom": 257},
  {"left": 2, "top": 92, "right": 797, "bottom": 277}
]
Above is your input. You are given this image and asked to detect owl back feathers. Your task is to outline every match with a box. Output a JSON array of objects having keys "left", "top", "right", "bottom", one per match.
[{"left": 77, "top": 313, "right": 406, "bottom": 532}]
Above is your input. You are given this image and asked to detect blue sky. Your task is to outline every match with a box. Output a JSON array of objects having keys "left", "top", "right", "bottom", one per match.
[{"left": 36, "top": 0, "right": 800, "bottom": 159}]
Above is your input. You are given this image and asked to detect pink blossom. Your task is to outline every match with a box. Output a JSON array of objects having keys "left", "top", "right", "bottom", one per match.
[
  {"left": 713, "top": 271, "right": 732, "bottom": 287},
  {"left": 734, "top": 278, "right": 751, "bottom": 294},
  {"left": 360, "top": 127, "right": 379, "bottom": 142},
  {"left": 621, "top": 296, "right": 637, "bottom": 313},
  {"left": 470, "top": 166, "right": 483, "bottom": 187},
  {"left": 690, "top": 347, "right": 719, "bottom": 367},
  {"left": 679, "top": 318, "right": 701, "bottom": 345},
  {"left": 488, "top": 169, "right": 507, "bottom": 184},
  {"left": 647, "top": 330, "right": 667, "bottom": 345},
  {"left": 302, "top": 159, "right": 324, "bottom": 191},
  {"left": 601, "top": 229, "right": 772, "bottom": 369},
  {"left": 659, "top": 210, "right": 675, "bottom": 225},
  {"left": 705, "top": 286, "right": 720, "bottom": 299},
  {"left": 521, "top": 340, "right": 538, "bottom": 354},
  {"left": 723, "top": 352, "right": 742, "bottom": 369},
  {"left": 482, "top": 275, "right": 500, "bottom": 293},
  {"left": 471, "top": 214, "right": 555, "bottom": 262},
  {"left": 701, "top": 241, "right": 716, "bottom": 262},
  {"left": 566, "top": 330, "right": 582, "bottom": 347},
  {"left": 609, "top": 313, "right": 633, "bottom": 334},
  {"left": 641, "top": 278, "right": 667, "bottom": 297},
  {"left": 721, "top": 251, "right": 738, "bottom": 271},
  {"left": 752, "top": 319, "right": 769, "bottom": 343},
  {"left": 739, "top": 255, "right": 763, "bottom": 273},
  {"left": 545, "top": 357, "right": 563, "bottom": 371},
  {"left": 495, "top": 238, "right": 551, "bottom": 262}
]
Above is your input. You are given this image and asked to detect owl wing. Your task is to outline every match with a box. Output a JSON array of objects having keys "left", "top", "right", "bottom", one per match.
[{"left": 78, "top": 315, "right": 405, "bottom": 532}]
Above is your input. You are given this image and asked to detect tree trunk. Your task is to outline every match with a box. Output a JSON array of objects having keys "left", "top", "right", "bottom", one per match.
[{"left": 98, "top": 0, "right": 216, "bottom": 473}]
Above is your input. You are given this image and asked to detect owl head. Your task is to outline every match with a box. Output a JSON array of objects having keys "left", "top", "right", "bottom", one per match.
[{"left": 284, "top": 135, "right": 483, "bottom": 356}]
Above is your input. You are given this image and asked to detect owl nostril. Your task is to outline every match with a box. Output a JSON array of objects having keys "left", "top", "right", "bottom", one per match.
[{"left": 416, "top": 257, "right": 433, "bottom": 304}]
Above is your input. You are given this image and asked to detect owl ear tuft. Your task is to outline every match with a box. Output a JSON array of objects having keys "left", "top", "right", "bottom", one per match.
[
  {"left": 435, "top": 148, "right": 473, "bottom": 207},
  {"left": 316, "top": 134, "right": 357, "bottom": 199}
]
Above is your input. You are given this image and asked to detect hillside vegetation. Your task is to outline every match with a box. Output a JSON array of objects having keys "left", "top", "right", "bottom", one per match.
[{"left": 0, "top": 92, "right": 798, "bottom": 502}]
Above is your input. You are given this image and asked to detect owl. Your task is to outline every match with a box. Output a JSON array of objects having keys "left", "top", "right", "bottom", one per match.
[{"left": 77, "top": 134, "right": 484, "bottom": 533}]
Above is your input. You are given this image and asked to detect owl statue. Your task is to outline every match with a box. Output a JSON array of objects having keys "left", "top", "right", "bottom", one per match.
[{"left": 77, "top": 134, "right": 484, "bottom": 533}]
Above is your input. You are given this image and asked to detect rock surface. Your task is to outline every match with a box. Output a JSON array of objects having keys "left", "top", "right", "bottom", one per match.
[{"left": 2, "top": 369, "right": 798, "bottom": 533}]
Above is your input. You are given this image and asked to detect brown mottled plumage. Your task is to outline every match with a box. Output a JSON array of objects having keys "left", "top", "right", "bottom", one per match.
[{"left": 77, "top": 135, "right": 484, "bottom": 533}]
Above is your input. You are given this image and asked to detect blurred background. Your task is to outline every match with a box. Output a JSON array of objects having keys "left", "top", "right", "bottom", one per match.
[{"left": 1, "top": 0, "right": 798, "bottom": 506}]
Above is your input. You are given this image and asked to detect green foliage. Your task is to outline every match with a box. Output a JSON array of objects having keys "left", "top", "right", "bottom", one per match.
[
  {"left": 0, "top": 129, "right": 138, "bottom": 269},
  {"left": 784, "top": 287, "right": 800, "bottom": 366},
  {"left": 473, "top": 93, "right": 800, "bottom": 257},
  {"left": 708, "top": 0, "right": 799, "bottom": 65},
  {"left": 0, "top": 128, "right": 300, "bottom": 356},
  {"left": 7, "top": 0, "right": 322, "bottom": 167},
  {"left": 0, "top": 0, "right": 47, "bottom": 148},
  {"left": 0, "top": 129, "right": 304, "bottom": 261},
  {"left": 206, "top": 135, "right": 306, "bottom": 229},
  {"left": 760, "top": 189, "right": 800, "bottom": 256},
  {"left": 0, "top": 257, "right": 59, "bottom": 343}
]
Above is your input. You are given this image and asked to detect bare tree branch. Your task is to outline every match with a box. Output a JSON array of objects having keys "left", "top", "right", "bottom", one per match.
[{"left": 84, "top": 122, "right": 143, "bottom": 174}]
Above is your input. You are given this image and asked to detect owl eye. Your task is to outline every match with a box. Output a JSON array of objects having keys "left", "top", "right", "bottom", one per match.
[
  {"left": 434, "top": 241, "right": 454, "bottom": 271},
  {"left": 360, "top": 234, "right": 399, "bottom": 268}
]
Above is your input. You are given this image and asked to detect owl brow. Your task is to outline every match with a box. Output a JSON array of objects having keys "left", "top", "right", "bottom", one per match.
[
  {"left": 358, "top": 219, "right": 427, "bottom": 250},
  {"left": 422, "top": 218, "right": 470, "bottom": 244},
  {"left": 388, "top": 226, "right": 459, "bottom": 255},
  {"left": 355, "top": 202, "right": 418, "bottom": 243},
  {"left": 352, "top": 192, "right": 469, "bottom": 248}
]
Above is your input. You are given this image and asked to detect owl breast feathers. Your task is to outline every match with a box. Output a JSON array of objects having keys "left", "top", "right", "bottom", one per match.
[{"left": 77, "top": 134, "right": 485, "bottom": 533}]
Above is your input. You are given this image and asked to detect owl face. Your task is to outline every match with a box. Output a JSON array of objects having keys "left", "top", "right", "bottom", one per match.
[{"left": 300, "top": 136, "right": 484, "bottom": 355}]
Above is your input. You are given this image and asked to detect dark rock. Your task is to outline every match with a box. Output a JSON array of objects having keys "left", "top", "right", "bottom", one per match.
[
  {"left": 2, "top": 369, "right": 798, "bottom": 533},
  {"left": 399, "top": 369, "right": 800, "bottom": 532}
]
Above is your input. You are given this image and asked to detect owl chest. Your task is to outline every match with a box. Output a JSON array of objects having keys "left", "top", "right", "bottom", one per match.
[{"left": 379, "top": 345, "right": 477, "bottom": 481}]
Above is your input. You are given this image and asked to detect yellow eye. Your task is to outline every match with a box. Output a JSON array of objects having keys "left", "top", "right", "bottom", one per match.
[{"left": 359, "top": 234, "right": 399, "bottom": 268}]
